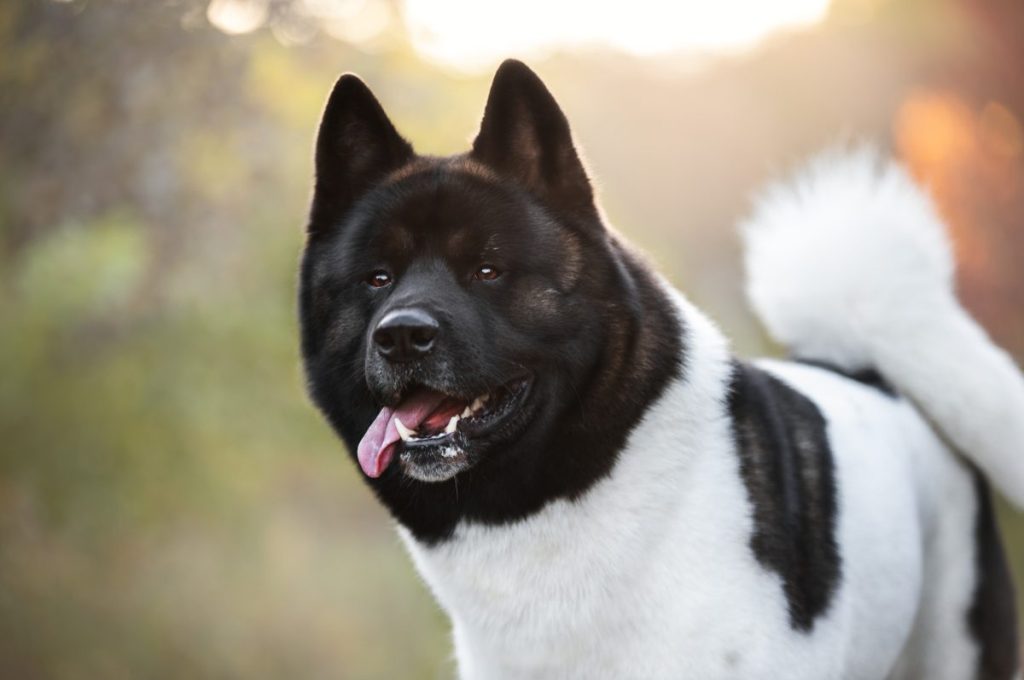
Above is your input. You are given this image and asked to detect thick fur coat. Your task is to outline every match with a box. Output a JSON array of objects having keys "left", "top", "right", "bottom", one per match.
[{"left": 298, "top": 60, "right": 1023, "bottom": 679}]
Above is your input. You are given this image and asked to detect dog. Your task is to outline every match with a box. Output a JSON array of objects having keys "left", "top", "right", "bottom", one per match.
[{"left": 298, "top": 59, "right": 1024, "bottom": 679}]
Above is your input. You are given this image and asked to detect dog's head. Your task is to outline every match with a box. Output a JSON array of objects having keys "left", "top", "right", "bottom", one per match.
[{"left": 299, "top": 60, "right": 680, "bottom": 533}]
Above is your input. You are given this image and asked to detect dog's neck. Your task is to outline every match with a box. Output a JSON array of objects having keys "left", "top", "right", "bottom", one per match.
[
  {"left": 408, "top": 289, "right": 734, "bottom": 548},
  {"left": 411, "top": 290, "right": 733, "bottom": 545}
]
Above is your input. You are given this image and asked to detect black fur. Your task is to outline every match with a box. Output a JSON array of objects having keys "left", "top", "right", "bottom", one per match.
[
  {"left": 968, "top": 470, "right": 1019, "bottom": 680},
  {"left": 793, "top": 358, "right": 898, "bottom": 398},
  {"left": 299, "top": 60, "right": 682, "bottom": 543},
  {"left": 726, "top": 361, "right": 841, "bottom": 632},
  {"left": 310, "top": 74, "right": 413, "bottom": 232}
]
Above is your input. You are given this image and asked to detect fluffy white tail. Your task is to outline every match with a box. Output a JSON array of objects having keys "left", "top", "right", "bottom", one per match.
[{"left": 740, "top": 147, "right": 1024, "bottom": 507}]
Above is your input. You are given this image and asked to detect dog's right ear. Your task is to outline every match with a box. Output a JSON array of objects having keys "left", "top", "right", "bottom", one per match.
[{"left": 309, "top": 74, "right": 413, "bottom": 233}]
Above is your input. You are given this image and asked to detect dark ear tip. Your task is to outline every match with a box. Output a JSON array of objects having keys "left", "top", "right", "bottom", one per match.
[
  {"left": 328, "top": 72, "right": 372, "bottom": 100},
  {"left": 496, "top": 58, "right": 529, "bottom": 72},
  {"left": 493, "top": 59, "right": 540, "bottom": 84},
  {"left": 321, "top": 72, "right": 390, "bottom": 128}
]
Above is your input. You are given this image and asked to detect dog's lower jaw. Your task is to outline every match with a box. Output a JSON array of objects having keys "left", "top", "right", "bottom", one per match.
[{"left": 398, "top": 443, "right": 470, "bottom": 482}]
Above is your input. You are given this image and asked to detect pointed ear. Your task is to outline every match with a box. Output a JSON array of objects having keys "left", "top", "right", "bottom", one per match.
[
  {"left": 470, "top": 60, "right": 596, "bottom": 220},
  {"left": 310, "top": 74, "right": 414, "bottom": 232}
]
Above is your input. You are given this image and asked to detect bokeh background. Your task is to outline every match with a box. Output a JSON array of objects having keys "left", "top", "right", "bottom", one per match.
[{"left": 3, "top": 0, "right": 1024, "bottom": 677}]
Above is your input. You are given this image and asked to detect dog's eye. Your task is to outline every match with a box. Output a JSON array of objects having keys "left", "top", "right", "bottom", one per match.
[
  {"left": 366, "top": 270, "right": 393, "bottom": 288},
  {"left": 474, "top": 264, "right": 501, "bottom": 281}
]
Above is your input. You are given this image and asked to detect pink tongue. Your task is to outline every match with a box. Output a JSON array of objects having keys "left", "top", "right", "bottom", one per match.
[{"left": 356, "top": 390, "right": 450, "bottom": 478}]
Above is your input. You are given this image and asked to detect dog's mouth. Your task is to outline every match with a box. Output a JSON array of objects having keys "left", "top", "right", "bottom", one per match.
[{"left": 357, "top": 376, "right": 533, "bottom": 482}]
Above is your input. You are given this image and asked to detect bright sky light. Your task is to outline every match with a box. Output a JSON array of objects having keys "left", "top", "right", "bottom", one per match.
[
  {"left": 205, "top": 0, "right": 835, "bottom": 71},
  {"left": 402, "top": 0, "right": 834, "bottom": 71}
]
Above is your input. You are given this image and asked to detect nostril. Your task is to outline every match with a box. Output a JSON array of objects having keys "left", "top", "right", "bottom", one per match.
[
  {"left": 410, "top": 326, "right": 436, "bottom": 350},
  {"left": 373, "top": 328, "right": 397, "bottom": 352}
]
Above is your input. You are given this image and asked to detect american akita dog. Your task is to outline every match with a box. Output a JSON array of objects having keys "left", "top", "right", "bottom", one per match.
[{"left": 298, "top": 59, "right": 1023, "bottom": 679}]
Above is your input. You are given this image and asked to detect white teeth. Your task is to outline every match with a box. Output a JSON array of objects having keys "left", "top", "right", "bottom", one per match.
[
  {"left": 461, "top": 406, "right": 472, "bottom": 418},
  {"left": 470, "top": 397, "right": 485, "bottom": 413},
  {"left": 395, "top": 418, "right": 416, "bottom": 441},
  {"left": 445, "top": 415, "right": 459, "bottom": 434}
]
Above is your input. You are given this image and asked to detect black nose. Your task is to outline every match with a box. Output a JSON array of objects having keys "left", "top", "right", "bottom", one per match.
[{"left": 372, "top": 308, "right": 439, "bottom": 362}]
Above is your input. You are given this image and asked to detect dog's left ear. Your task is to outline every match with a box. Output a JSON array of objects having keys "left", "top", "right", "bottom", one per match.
[{"left": 471, "top": 60, "right": 596, "bottom": 221}]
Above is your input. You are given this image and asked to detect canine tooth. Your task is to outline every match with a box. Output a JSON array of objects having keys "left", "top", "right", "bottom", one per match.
[
  {"left": 445, "top": 415, "right": 459, "bottom": 434},
  {"left": 395, "top": 418, "right": 416, "bottom": 441},
  {"left": 471, "top": 397, "right": 485, "bottom": 413},
  {"left": 461, "top": 406, "right": 472, "bottom": 418}
]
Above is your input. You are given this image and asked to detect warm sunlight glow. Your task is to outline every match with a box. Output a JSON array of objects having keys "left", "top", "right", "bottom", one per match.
[
  {"left": 895, "top": 89, "right": 976, "bottom": 179},
  {"left": 402, "top": 0, "right": 833, "bottom": 71},
  {"left": 207, "top": 0, "right": 269, "bottom": 35}
]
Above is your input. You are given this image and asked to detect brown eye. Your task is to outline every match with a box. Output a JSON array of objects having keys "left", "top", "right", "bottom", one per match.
[
  {"left": 366, "top": 270, "right": 392, "bottom": 288},
  {"left": 474, "top": 264, "right": 501, "bottom": 281}
]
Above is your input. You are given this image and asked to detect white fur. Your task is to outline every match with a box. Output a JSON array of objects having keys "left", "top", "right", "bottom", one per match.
[
  {"left": 740, "top": 147, "right": 1024, "bottom": 507},
  {"left": 390, "top": 151, "right": 1015, "bottom": 678}
]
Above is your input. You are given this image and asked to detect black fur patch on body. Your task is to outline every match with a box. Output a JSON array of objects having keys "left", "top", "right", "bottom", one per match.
[
  {"left": 726, "top": 361, "right": 841, "bottom": 632},
  {"left": 968, "top": 470, "right": 1019, "bottom": 680},
  {"left": 793, "top": 357, "right": 897, "bottom": 397}
]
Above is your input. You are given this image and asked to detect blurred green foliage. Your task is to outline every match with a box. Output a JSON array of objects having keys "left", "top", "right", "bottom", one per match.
[
  {"left": 2, "top": 0, "right": 1024, "bottom": 677},
  {"left": 0, "top": 3, "right": 457, "bottom": 677}
]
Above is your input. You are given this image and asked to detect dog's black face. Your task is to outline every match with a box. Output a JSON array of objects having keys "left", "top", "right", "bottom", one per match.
[
  {"left": 304, "top": 162, "right": 607, "bottom": 484},
  {"left": 300, "top": 60, "right": 682, "bottom": 541}
]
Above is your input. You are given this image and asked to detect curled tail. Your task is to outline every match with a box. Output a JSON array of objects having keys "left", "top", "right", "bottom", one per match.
[{"left": 740, "top": 147, "right": 1024, "bottom": 507}]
